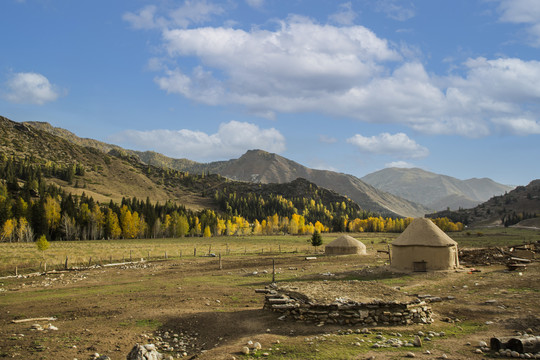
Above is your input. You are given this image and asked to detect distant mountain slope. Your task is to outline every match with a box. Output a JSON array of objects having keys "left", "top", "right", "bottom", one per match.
[
  {"left": 361, "top": 167, "right": 513, "bottom": 211},
  {"left": 201, "top": 150, "right": 430, "bottom": 218},
  {"left": 25, "top": 122, "right": 429, "bottom": 217},
  {"left": 427, "top": 179, "right": 540, "bottom": 227},
  {"left": 4, "top": 116, "right": 366, "bottom": 220}
]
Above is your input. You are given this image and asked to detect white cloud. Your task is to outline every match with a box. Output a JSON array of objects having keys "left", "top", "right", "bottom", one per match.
[
  {"left": 497, "top": 0, "right": 540, "bottom": 46},
  {"left": 375, "top": 0, "right": 415, "bottom": 21},
  {"left": 109, "top": 120, "right": 285, "bottom": 160},
  {"left": 123, "top": 0, "right": 224, "bottom": 30},
  {"left": 129, "top": 9, "right": 540, "bottom": 138},
  {"left": 246, "top": 0, "right": 264, "bottom": 9},
  {"left": 347, "top": 133, "right": 429, "bottom": 158},
  {"left": 123, "top": 5, "right": 160, "bottom": 30},
  {"left": 4, "top": 72, "right": 60, "bottom": 105},
  {"left": 385, "top": 161, "right": 415, "bottom": 168},
  {"left": 329, "top": 2, "right": 357, "bottom": 25},
  {"left": 492, "top": 117, "right": 540, "bottom": 135}
]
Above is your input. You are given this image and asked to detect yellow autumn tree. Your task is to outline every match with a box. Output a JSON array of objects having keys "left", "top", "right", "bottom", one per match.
[
  {"left": 1, "top": 219, "right": 16, "bottom": 242},
  {"left": 44, "top": 196, "right": 61, "bottom": 234},
  {"left": 105, "top": 208, "right": 121, "bottom": 239},
  {"left": 203, "top": 225, "right": 212, "bottom": 238}
]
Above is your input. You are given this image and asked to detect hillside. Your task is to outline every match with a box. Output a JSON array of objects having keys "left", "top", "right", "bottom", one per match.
[
  {"left": 361, "top": 167, "right": 513, "bottom": 211},
  {"left": 3, "top": 116, "right": 375, "bottom": 227},
  {"left": 427, "top": 179, "right": 540, "bottom": 227},
  {"left": 2, "top": 116, "right": 217, "bottom": 211},
  {"left": 203, "top": 150, "right": 429, "bottom": 218},
  {"left": 24, "top": 122, "right": 429, "bottom": 218}
]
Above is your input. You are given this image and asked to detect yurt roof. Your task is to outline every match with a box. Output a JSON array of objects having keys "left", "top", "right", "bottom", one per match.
[
  {"left": 326, "top": 234, "right": 366, "bottom": 248},
  {"left": 392, "top": 218, "right": 458, "bottom": 247}
]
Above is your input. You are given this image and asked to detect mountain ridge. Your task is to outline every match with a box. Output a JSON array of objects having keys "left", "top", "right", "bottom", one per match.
[
  {"left": 24, "top": 122, "right": 429, "bottom": 217},
  {"left": 361, "top": 167, "right": 513, "bottom": 211}
]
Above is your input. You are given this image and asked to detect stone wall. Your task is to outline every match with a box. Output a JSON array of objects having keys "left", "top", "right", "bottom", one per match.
[{"left": 256, "top": 287, "right": 433, "bottom": 326}]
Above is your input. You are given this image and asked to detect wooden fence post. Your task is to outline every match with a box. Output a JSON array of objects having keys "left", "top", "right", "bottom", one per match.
[
  {"left": 272, "top": 258, "right": 275, "bottom": 283},
  {"left": 194, "top": 247, "right": 197, "bottom": 257},
  {"left": 219, "top": 253, "right": 222, "bottom": 270},
  {"left": 65, "top": 256, "right": 68, "bottom": 270}
]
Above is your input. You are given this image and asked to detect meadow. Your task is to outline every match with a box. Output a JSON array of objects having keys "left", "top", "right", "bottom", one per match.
[
  {"left": 0, "top": 227, "right": 538, "bottom": 359},
  {"left": 1, "top": 227, "right": 537, "bottom": 276}
]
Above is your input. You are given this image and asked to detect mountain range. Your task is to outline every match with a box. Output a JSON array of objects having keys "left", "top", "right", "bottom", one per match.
[
  {"left": 22, "top": 119, "right": 515, "bottom": 218},
  {"left": 362, "top": 167, "right": 513, "bottom": 211}
]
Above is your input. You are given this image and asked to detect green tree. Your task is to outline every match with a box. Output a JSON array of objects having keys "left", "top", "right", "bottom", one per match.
[
  {"left": 310, "top": 230, "right": 323, "bottom": 251},
  {"left": 36, "top": 234, "right": 50, "bottom": 252}
]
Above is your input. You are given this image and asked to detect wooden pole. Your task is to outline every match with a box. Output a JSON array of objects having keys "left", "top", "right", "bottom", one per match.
[
  {"left": 194, "top": 247, "right": 197, "bottom": 257},
  {"left": 130, "top": 250, "right": 132, "bottom": 262},
  {"left": 65, "top": 256, "right": 68, "bottom": 270},
  {"left": 165, "top": 251, "right": 168, "bottom": 259},
  {"left": 219, "top": 253, "right": 222, "bottom": 270},
  {"left": 272, "top": 258, "right": 275, "bottom": 283},
  {"left": 88, "top": 257, "right": 92, "bottom": 266},
  {"left": 148, "top": 251, "right": 150, "bottom": 260},
  {"left": 15, "top": 266, "right": 18, "bottom": 276}
]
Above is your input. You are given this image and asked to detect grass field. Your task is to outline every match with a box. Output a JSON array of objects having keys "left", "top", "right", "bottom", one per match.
[
  {"left": 0, "top": 227, "right": 538, "bottom": 359},
  {"left": 1, "top": 228, "right": 538, "bottom": 276}
]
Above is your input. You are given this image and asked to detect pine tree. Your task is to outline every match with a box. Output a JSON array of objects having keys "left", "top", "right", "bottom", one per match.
[{"left": 311, "top": 230, "right": 323, "bottom": 250}]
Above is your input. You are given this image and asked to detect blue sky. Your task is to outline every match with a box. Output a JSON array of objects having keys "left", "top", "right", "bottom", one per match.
[{"left": 1, "top": 0, "right": 539, "bottom": 186}]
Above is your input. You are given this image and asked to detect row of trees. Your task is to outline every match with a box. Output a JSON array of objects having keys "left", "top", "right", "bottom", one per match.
[{"left": 0, "top": 154, "right": 464, "bottom": 242}]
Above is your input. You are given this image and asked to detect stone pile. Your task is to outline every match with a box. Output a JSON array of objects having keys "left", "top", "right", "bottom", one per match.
[
  {"left": 126, "top": 344, "right": 162, "bottom": 360},
  {"left": 257, "top": 287, "right": 433, "bottom": 326}
]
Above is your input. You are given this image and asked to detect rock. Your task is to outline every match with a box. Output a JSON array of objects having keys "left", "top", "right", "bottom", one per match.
[
  {"left": 241, "top": 346, "right": 250, "bottom": 355},
  {"left": 406, "top": 352, "right": 416, "bottom": 358},
  {"left": 413, "top": 336, "right": 422, "bottom": 347},
  {"left": 253, "top": 342, "right": 262, "bottom": 350},
  {"left": 477, "top": 340, "right": 488, "bottom": 347},
  {"left": 31, "top": 323, "right": 43, "bottom": 331},
  {"left": 45, "top": 323, "right": 58, "bottom": 331},
  {"left": 126, "top": 343, "right": 163, "bottom": 360},
  {"left": 475, "top": 349, "right": 483, "bottom": 354}
]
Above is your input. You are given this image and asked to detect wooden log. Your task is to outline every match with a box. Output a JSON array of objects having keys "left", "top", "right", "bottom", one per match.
[{"left": 11, "top": 317, "right": 57, "bottom": 324}]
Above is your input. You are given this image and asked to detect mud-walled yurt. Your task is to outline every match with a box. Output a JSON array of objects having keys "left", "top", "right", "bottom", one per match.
[
  {"left": 325, "top": 234, "right": 367, "bottom": 255},
  {"left": 391, "top": 218, "right": 459, "bottom": 271}
]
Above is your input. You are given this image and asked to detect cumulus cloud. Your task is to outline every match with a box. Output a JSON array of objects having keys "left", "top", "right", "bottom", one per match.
[
  {"left": 347, "top": 133, "right": 429, "bottom": 158},
  {"left": 109, "top": 120, "right": 285, "bottom": 160},
  {"left": 385, "top": 161, "right": 415, "bottom": 168},
  {"left": 492, "top": 117, "right": 540, "bottom": 135},
  {"left": 4, "top": 72, "right": 60, "bottom": 105},
  {"left": 127, "top": 6, "right": 540, "bottom": 138},
  {"left": 329, "top": 2, "right": 357, "bottom": 25},
  {"left": 497, "top": 0, "right": 540, "bottom": 46}
]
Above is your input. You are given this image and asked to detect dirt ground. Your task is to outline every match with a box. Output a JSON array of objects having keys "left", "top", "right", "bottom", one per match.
[{"left": 0, "top": 252, "right": 539, "bottom": 360}]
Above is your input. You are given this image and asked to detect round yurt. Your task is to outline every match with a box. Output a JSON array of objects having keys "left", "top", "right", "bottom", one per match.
[
  {"left": 325, "top": 234, "right": 367, "bottom": 255},
  {"left": 391, "top": 218, "right": 459, "bottom": 271}
]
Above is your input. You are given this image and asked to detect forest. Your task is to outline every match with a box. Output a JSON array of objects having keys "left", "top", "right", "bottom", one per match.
[{"left": 0, "top": 154, "right": 464, "bottom": 242}]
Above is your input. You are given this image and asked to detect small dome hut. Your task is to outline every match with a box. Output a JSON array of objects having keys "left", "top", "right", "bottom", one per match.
[
  {"left": 391, "top": 218, "right": 459, "bottom": 271},
  {"left": 325, "top": 234, "right": 367, "bottom": 255}
]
